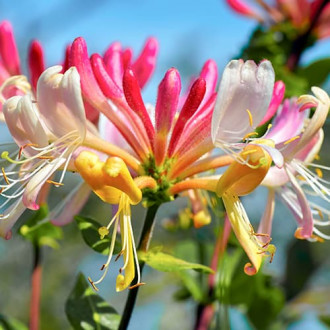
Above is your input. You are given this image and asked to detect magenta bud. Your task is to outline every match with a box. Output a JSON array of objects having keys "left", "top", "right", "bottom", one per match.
[
  {"left": 0, "top": 21, "right": 20, "bottom": 75},
  {"left": 132, "top": 37, "right": 158, "bottom": 89},
  {"left": 28, "top": 40, "right": 45, "bottom": 92}
]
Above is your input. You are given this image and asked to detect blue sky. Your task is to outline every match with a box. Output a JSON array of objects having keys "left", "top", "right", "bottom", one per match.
[{"left": 1, "top": 0, "right": 329, "bottom": 103}]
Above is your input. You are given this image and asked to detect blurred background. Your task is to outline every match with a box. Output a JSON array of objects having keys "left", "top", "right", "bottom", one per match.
[{"left": 0, "top": 0, "right": 330, "bottom": 329}]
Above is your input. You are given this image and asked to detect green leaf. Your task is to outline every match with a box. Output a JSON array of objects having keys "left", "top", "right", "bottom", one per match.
[
  {"left": 19, "top": 204, "right": 62, "bottom": 249},
  {"left": 176, "top": 271, "right": 204, "bottom": 302},
  {"left": 65, "top": 273, "right": 120, "bottom": 330},
  {"left": 228, "top": 253, "right": 285, "bottom": 330},
  {"left": 75, "top": 216, "right": 120, "bottom": 255},
  {"left": 299, "top": 58, "right": 330, "bottom": 87},
  {"left": 0, "top": 314, "right": 28, "bottom": 330},
  {"left": 139, "top": 248, "right": 214, "bottom": 274}
]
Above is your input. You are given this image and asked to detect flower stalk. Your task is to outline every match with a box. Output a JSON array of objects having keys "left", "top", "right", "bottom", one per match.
[{"left": 118, "top": 204, "right": 159, "bottom": 330}]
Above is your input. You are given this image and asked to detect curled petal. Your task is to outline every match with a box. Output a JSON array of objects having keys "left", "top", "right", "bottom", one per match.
[
  {"left": 286, "top": 167, "right": 313, "bottom": 238},
  {"left": 22, "top": 158, "right": 66, "bottom": 210},
  {"left": 0, "top": 199, "right": 26, "bottom": 239},
  {"left": 37, "top": 66, "right": 86, "bottom": 139},
  {"left": 222, "top": 191, "right": 272, "bottom": 275},
  {"left": 212, "top": 60, "right": 275, "bottom": 145},
  {"left": 290, "top": 87, "right": 329, "bottom": 157},
  {"left": 51, "top": 182, "right": 91, "bottom": 226},
  {"left": 216, "top": 141, "right": 273, "bottom": 197},
  {"left": 265, "top": 98, "right": 306, "bottom": 144},
  {"left": 259, "top": 80, "right": 285, "bottom": 125},
  {"left": 3, "top": 95, "right": 48, "bottom": 150},
  {"left": 257, "top": 189, "right": 275, "bottom": 241}
]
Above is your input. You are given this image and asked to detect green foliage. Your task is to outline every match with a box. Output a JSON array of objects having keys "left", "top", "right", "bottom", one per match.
[
  {"left": 65, "top": 273, "right": 120, "bottom": 330},
  {"left": 239, "top": 21, "right": 329, "bottom": 97},
  {"left": 75, "top": 216, "right": 120, "bottom": 255},
  {"left": 298, "top": 58, "right": 330, "bottom": 87},
  {"left": 139, "top": 247, "right": 214, "bottom": 274},
  {"left": 0, "top": 315, "right": 27, "bottom": 330},
  {"left": 19, "top": 204, "right": 62, "bottom": 249},
  {"left": 228, "top": 258, "right": 285, "bottom": 329}
]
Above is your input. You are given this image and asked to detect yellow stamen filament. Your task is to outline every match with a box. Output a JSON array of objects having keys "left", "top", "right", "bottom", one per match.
[
  {"left": 241, "top": 149, "right": 257, "bottom": 156},
  {"left": 1, "top": 167, "right": 9, "bottom": 185},
  {"left": 315, "top": 168, "right": 323, "bottom": 178},
  {"left": 46, "top": 180, "right": 64, "bottom": 186},
  {"left": 315, "top": 207, "right": 324, "bottom": 220},
  {"left": 88, "top": 277, "right": 99, "bottom": 291},
  {"left": 38, "top": 156, "right": 55, "bottom": 160},
  {"left": 129, "top": 282, "right": 146, "bottom": 290},
  {"left": 0, "top": 187, "right": 4, "bottom": 194},
  {"left": 19, "top": 143, "right": 38, "bottom": 159},
  {"left": 246, "top": 109, "right": 253, "bottom": 127},
  {"left": 284, "top": 136, "right": 300, "bottom": 145},
  {"left": 243, "top": 131, "right": 259, "bottom": 141}
]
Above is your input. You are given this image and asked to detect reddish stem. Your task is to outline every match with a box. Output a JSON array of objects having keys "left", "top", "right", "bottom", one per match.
[
  {"left": 195, "top": 216, "right": 231, "bottom": 330},
  {"left": 29, "top": 245, "right": 42, "bottom": 330}
]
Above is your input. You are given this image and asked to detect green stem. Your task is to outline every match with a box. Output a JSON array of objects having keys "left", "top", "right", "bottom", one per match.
[
  {"left": 118, "top": 204, "right": 160, "bottom": 330},
  {"left": 29, "top": 244, "right": 42, "bottom": 330}
]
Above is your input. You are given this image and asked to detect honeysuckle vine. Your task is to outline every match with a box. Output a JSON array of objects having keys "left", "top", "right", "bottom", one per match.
[{"left": 0, "top": 19, "right": 329, "bottom": 330}]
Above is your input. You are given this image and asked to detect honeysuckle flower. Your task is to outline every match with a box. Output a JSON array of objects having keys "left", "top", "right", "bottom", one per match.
[
  {"left": 226, "top": 0, "right": 330, "bottom": 39},
  {"left": 209, "top": 59, "right": 287, "bottom": 274},
  {"left": 70, "top": 36, "right": 230, "bottom": 182},
  {"left": 211, "top": 59, "right": 283, "bottom": 167},
  {"left": 74, "top": 150, "right": 147, "bottom": 291},
  {"left": 261, "top": 87, "right": 330, "bottom": 241},
  {"left": 0, "top": 66, "right": 87, "bottom": 237}
]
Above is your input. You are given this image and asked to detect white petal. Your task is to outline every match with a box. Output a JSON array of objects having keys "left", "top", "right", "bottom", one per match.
[
  {"left": 22, "top": 157, "right": 66, "bottom": 210},
  {"left": 0, "top": 199, "right": 26, "bottom": 239},
  {"left": 212, "top": 60, "right": 274, "bottom": 145},
  {"left": 37, "top": 66, "right": 86, "bottom": 139}
]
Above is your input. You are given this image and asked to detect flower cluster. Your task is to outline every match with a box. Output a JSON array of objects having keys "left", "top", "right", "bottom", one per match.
[{"left": 0, "top": 20, "right": 329, "bottom": 291}]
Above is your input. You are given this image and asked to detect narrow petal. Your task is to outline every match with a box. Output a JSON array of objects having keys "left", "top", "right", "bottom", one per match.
[
  {"left": 259, "top": 80, "right": 285, "bottom": 125},
  {"left": 257, "top": 189, "right": 275, "bottom": 240},
  {"left": 265, "top": 98, "right": 306, "bottom": 144},
  {"left": 222, "top": 192, "right": 270, "bottom": 275},
  {"left": 286, "top": 167, "right": 313, "bottom": 238},
  {"left": 212, "top": 60, "right": 275, "bottom": 145},
  {"left": 51, "top": 182, "right": 91, "bottom": 226},
  {"left": 22, "top": 157, "right": 66, "bottom": 210},
  {"left": 0, "top": 199, "right": 26, "bottom": 239},
  {"left": 291, "top": 87, "right": 329, "bottom": 157}
]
